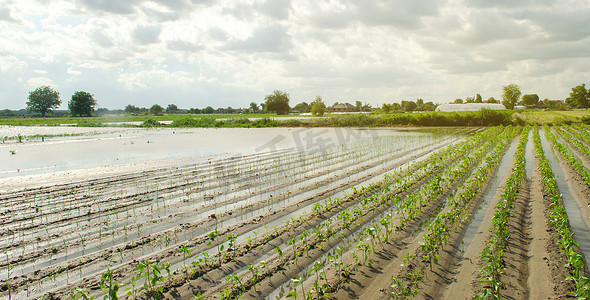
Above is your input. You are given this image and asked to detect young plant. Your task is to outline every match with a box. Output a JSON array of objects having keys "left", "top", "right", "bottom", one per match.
[
  {"left": 100, "top": 269, "right": 119, "bottom": 300},
  {"left": 179, "top": 244, "right": 191, "bottom": 280},
  {"left": 136, "top": 260, "right": 164, "bottom": 299},
  {"left": 69, "top": 288, "right": 95, "bottom": 300}
]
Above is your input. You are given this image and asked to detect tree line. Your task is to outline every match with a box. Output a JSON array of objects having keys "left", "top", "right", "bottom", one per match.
[
  {"left": 8, "top": 83, "right": 590, "bottom": 118},
  {"left": 498, "top": 83, "right": 590, "bottom": 110}
]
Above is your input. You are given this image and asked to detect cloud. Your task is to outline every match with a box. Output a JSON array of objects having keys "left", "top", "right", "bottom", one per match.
[
  {"left": 257, "top": 0, "right": 292, "bottom": 20},
  {"left": 117, "top": 69, "right": 195, "bottom": 90},
  {"left": 167, "top": 40, "right": 204, "bottom": 52},
  {"left": 0, "top": 55, "right": 27, "bottom": 73},
  {"left": 304, "top": 0, "right": 444, "bottom": 30},
  {"left": 225, "top": 25, "right": 292, "bottom": 53},
  {"left": 468, "top": 0, "right": 553, "bottom": 9},
  {"left": 73, "top": 0, "right": 144, "bottom": 15},
  {"left": 515, "top": 10, "right": 590, "bottom": 42},
  {"left": 25, "top": 77, "right": 57, "bottom": 90},
  {"left": 450, "top": 12, "right": 532, "bottom": 46},
  {"left": 0, "top": 6, "right": 16, "bottom": 22},
  {"left": 208, "top": 27, "right": 228, "bottom": 41},
  {"left": 132, "top": 25, "right": 161, "bottom": 45},
  {"left": 434, "top": 56, "right": 508, "bottom": 74},
  {"left": 353, "top": 0, "right": 443, "bottom": 29},
  {"left": 223, "top": 0, "right": 292, "bottom": 21},
  {"left": 90, "top": 29, "right": 114, "bottom": 48},
  {"left": 1, "top": 0, "right": 590, "bottom": 110},
  {"left": 142, "top": 7, "right": 180, "bottom": 22}
]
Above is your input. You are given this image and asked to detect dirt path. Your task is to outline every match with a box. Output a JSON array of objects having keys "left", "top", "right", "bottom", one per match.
[
  {"left": 500, "top": 178, "right": 531, "bottom": 300},
  {"left": 527, "top": 161, "right": 558, "bottom": 299}
]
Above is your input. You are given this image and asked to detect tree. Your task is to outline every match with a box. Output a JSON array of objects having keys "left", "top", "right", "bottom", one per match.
[
  {"left": 166, "top": 104, "right": 179, "bottom": 114},
  {"left": 502, "top": 83, "right": 521, "bottom": 109},
  {"left": 292, "top": 102, "right": 310, "bottom": 113},
  {"left": 420, "top": 102, "right": 437, "bottom": 111},
  {"left": 454, "top": 98, "right": 463, "bottom": 104},
  {"left": 522, "top": 94, "right": 540, "bottom": 107},
  {"left": 26, "top": 86, "right": 61, "bottom": 116},
  {"left": 69, "top": 91, "right": 97, "bottom": 117},
  {"left": 382, "top": 103, "right": 392, "bottom": 113},
  {"left": 264, "top": 90, "right": 290, "bottom": 115},
  {"left": 0, "top": 109, "right": 16, "bottom": 117},
  {"left": 487, "top": 97, "right": 497, "bottom": 104},
  {"left": 545, "top": 99, "right": 566, "bottom": 110},
  {"left": 249, "top": 102, "right": 260, "bottom": 112},
  {"left": 361, "top": 102, "right": 373, "bottom": 112},
  {"left": 465, "top": 96, "right": 475, "bottom": 103},
  {"left": 475, "top": 94, "right": 483, "bottom": 103},
  {"left": 416, "top": 98, "right": 424, "bottom": 107},
  {"left": 310, "top": 96, "right": 327, "bottom": 116},
  {"left": 355, "top": 101, "right": 362, "bottom": 112},
  {"left": 401, "top": 100, "right": 417, "bottom": 112},
  {"left": 150, "top": 104, "right": 164, "bottom": 115},
  {"left": 125, "top": 105, "right": 137, "bottom": 114},
  {"left": 203, "top": 106, "right": 214, "bottom": 114},
  {"left": 565, "top": 84, "right": 590, "bottom": 108}
]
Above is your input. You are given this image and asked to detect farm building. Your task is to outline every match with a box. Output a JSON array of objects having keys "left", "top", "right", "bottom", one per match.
[
  {"left": 435, "top": 103, "right": 506, "bottom": 112},
  {"left": 329, "top": 103, "right": 355, "bottom": 112}
]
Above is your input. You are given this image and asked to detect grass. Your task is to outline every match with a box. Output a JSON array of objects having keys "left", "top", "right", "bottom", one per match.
[
  {"left": 1, "top": 110, "right": 589, "bottom": 127},
  {"left": 0, "top": 113, "right": 290, "bottom": 126},
  {"left": 512, "top": 110, "right": 590, "bottom": 125}
]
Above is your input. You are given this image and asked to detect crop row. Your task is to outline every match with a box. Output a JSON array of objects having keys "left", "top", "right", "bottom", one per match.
[
  {"left": 215, "top": 126, "right": 503, "bottom": 299},
  {"left": 557, "top": 125, "right": 590, "bottom": 162},
  {"left": 2, "top": 133, "right": 462, "bottom": 299},
  {"left": 533, "top": 125, "right": 590, "bottom": 298},
  {"left": 206, "top": 127, "right": 503, "bottom": 299},
  {"left": 121, "top": 127, "right": 499, "bottom": 299},
  {"left": 546, "top": 125, "right": 590, "bottom": 189},
  {"left": 568, "top": 123, "right": 590, "bottom": 147},
  {"left": 473, "top": 126, "right": 529, "bottom": 299},
  {"left": 389, "top": 126, "right": 518, "bottom": 297}
]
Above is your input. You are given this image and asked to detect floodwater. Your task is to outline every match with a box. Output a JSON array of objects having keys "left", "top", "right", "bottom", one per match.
[{"left": 0, "top": 126, "right": 454, "bottom": 184}]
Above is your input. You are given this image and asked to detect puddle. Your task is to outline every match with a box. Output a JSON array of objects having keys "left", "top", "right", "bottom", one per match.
[
  {"left": 458, "top": 136, "right": 519, "bottom": 252},
  {"left": 540, "top": 129, "right": 590, "bottom": 263}
]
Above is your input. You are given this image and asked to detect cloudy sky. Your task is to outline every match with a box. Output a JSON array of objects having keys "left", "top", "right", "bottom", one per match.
[{"left": 1, "top": 0, "right": 589, "bottom": 110}]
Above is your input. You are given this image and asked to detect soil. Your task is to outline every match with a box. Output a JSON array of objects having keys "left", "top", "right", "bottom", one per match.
[{"left": 2, "top": 126, "right": 590, "bottom": 300}]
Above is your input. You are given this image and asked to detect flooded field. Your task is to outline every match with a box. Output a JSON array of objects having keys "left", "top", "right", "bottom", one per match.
[
  {"left": 1, "top": 125, "right": 590, "bottom": 299},
  {"left": 1, "top": 127, "right": 411, "bottom": 183}
]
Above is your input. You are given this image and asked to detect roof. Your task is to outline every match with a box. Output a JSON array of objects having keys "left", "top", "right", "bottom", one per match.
[
  {"left": 435, "top": 103, "right": 506, "bottom": 112},
  {"left": 332, "top": 103, "right": 355, "bottom": 109}
]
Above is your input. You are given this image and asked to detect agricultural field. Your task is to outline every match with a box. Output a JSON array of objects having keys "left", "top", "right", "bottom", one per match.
[{"left": 1, "top": 124, "right": 590, "bottom": 299}]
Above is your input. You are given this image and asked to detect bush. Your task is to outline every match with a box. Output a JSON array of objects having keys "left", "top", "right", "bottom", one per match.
[
  {"left": 171, "top": 117, "right": 215, "bottom": 127},
  {"left": 479, "top": 109, "right": 513, "bottom": 126},
  {"left": 251, "top": 117, "right": 278, "bottom": 127},
  {"left": 75, "top": 120, "right": 103, "bottom": 127},
  {"left": 141, "top": 118, "right": 161, "bottom": 127},
  {"left": 330, "top": 114, "right": 377, "bottom": 127}
]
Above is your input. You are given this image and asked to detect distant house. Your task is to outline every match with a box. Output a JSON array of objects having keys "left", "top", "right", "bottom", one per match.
[
  {"left": 435, "top": 103, "right": 506, "bottom": 112},
  {"left": 329, "top": 103, "right": 355, "bottom": 113}
]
